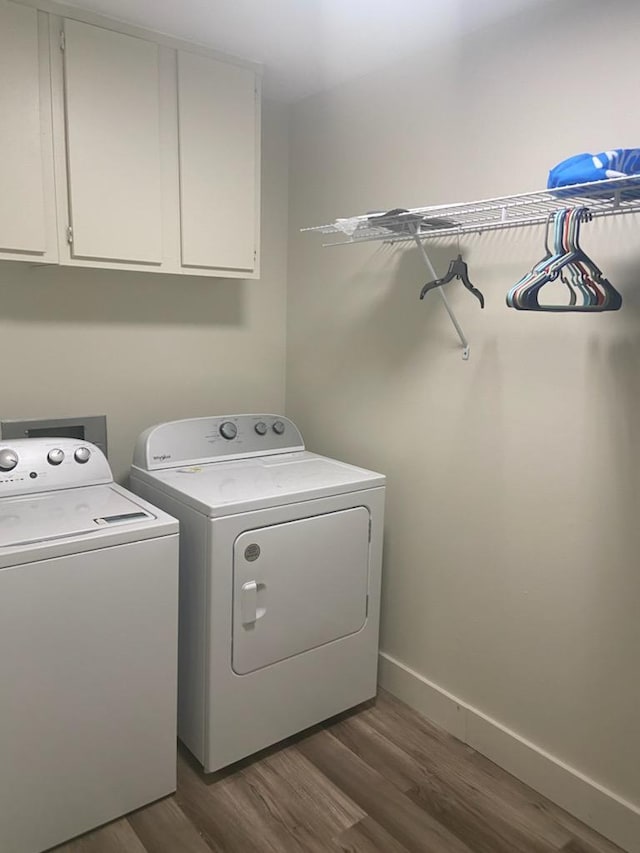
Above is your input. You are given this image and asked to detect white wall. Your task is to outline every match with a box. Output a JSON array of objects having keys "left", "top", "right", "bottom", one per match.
[
  {"left": 0, "top": 98, "right": 289, "bottom": 482},
  {"left": 287, "top": 1, "right": 640, "bottom": 848}
]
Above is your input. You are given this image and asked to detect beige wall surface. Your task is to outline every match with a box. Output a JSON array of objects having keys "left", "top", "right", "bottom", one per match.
[
  {"left": 0, "top": 98, "right": 289, "bottom": 483},
  {"left": 287, "top": 0, "right": 640, "bottom": 822}
]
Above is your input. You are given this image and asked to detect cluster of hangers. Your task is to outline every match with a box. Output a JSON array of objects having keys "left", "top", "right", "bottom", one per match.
[
  {"left": 506, "top": 206, "right": 622, "bottom": 311},
  {"left": 417, "top": 205, "right": 621, "bottom": 314}
]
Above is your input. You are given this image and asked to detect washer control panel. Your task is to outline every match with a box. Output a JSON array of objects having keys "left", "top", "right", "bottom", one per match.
[
  {"left": 134, "top": 415, "right": 305, "bottom": 470},
  {"left": 0, "top": 439, "right": 112, "bottom": 496}
]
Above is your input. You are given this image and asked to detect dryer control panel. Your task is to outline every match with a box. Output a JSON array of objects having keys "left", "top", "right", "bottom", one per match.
[
  {"left": 0, "top": 439, "right": 112, "bottom": 497},
  {"left": 133, "top": 415, "right": 305, "bottom": 470}
]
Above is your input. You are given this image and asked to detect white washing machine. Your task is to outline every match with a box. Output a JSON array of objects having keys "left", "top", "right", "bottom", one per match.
[
  {"left": 0, "top": 439, "right": 179, "bottom": 853},
  {"left": 130, "top": 414, "right": 385, "bottom": 772}
]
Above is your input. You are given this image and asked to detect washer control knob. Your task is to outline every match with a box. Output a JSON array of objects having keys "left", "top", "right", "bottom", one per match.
[
  {"left": 272, "top": 420, "right": 286, "bottom": 435},
  {"left": 0, "top": 448, "right": 18, "bottom": 471},
  {"left": 254, "top": 421, "right": 268, "bottom": 436},
  {"left": 74, "top": 447, "right": 91, "bottom": 464},
  {"left": 47, "top": 448, "right": 65, "bottom": 466},
  {"left": 219, "top": 421, "right": 238, "bottom": 440}
]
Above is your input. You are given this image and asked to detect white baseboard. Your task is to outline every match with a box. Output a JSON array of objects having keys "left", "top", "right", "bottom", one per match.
[{"left": 378, "top": 651, "right": 640, "bottom": 853}]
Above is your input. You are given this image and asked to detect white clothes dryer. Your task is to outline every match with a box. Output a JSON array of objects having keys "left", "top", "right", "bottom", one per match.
[
  {"left": 130, "top": 415, "right": 385, "bottom": 772},
  {"left": 0, "top": 439, "right": 179, "bottom": 853}
]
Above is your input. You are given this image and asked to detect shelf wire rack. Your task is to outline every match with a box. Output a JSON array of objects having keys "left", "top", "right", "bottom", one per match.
[{"left": 301, "top": 175, "right": 640, "bottom": 246}]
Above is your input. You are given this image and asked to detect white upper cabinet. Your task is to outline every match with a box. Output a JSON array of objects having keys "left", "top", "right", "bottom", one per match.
[
  {"left": 62, "top": 20, "right": 163, "bottom": 265},
  {"left": 0, "top": 3, "right": 57, "bottom": 261},
  {"left": 177, "top": 51, "right": 259, "bottom": 274},
  {"left": 0, "top": 3, "right": 261, "bottom": 278}
]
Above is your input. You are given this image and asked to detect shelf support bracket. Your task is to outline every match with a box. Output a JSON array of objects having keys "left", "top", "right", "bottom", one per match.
[{"left": 410, "top": 226, "right": 470, "bottom": 361}]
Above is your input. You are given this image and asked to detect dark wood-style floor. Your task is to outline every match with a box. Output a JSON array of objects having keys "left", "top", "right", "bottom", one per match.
[{"left": 54, "top": 690, "right": 625, "bottom": 853}]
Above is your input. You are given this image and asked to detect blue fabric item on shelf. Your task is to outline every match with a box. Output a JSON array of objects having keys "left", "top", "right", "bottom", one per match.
[{"left": 548, "top": 149, "right": 640, "bottom": 199}]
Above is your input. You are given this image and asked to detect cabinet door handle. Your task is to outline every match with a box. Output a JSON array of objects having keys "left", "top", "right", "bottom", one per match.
[{"left": 240, "top": 580, "right": 258, "bottom": 625}]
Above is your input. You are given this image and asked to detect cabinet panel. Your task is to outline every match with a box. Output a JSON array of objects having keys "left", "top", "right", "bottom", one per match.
[
  {"left": 178, "top": 51, "right": 258, "bottom": 273},
  {"left": 63, "top": 19, "right": 162, "bottom": 264},
  {"left": 0, "top": 3, "right": 48, "bottom": 256}
]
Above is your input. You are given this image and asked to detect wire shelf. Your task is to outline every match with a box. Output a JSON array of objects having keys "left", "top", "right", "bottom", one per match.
[{"left": 301, "top": 175, "right": 640, "bottom": 246}]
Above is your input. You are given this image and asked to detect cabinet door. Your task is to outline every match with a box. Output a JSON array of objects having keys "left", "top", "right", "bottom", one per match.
[
  {"left": 0, "top": 4, "right": 55, "bottom": 259},
  {"left": 63, "top": 19, "right": 162, "bottom": 265},
  {"left": 177, "top": 51, "right": 258, "bottom": 273}
]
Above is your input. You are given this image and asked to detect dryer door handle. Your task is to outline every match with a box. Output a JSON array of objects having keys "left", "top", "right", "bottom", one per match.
[{"left": 240, "top": 580, "right": 258, "bottom": 625}]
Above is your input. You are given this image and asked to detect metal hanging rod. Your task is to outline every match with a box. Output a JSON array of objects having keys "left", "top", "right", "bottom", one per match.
[{"left": 301, "top": 175, "right": 640, "bottom": 247}]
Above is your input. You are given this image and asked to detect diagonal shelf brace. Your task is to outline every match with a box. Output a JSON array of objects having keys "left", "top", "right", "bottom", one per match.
[{"left": 410, "top": 226, "right": 470, "bottom": 361}]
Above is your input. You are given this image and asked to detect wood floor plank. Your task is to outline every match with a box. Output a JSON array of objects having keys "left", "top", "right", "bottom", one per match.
[
  {"left": 562, "top": 840, "right": 617, "bottom": 853},
  {"left": 329, "top": 712, "right": 417, "bottom": 792},
  {"left": 332, "top": 816, "right": 412, "bottom": 853},
  {"left": 329, "top": 712, "right": 557, "bottom": 853},
  {"left": 127, "top": 796, "right": 213, "bottom": 853},
  {"left": 176, "top": 751, "right": 269, "bottom": 853},
  {"left": 464, "top": 748, "right": 627, "bottom": 853},
  {"left": 371, "top": 691, "right": 625, "bottom": 853},
  {"left": 53, "top": 818, "right": 148, "bottom": 853},
  {"left": 366, "top": 692, "right": 572, "bottom": 849},
  {"left": 297, "top": 728, "right": 475, "bottom": 853},
  {"left": 176, "top": 744, "right": 364, "bottom": 853},
  {"left": 249, "top": 744, "right": 365, "bottom": 835}
]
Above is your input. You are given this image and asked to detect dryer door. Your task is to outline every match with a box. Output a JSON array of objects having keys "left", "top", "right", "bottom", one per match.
[{"left": 232, "top": 507, "right": 369, "bottom": 675}]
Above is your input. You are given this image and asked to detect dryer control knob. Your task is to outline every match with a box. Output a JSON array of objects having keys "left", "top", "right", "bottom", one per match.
[
  {"left": 254, "top": 422, "right": 268, "bottom": 436},
  {"left": 0, "top": 448, "right": 18, "bottom": 471},
  {"left": 219, "top": 421, "right": 238, "bottom": 440},
  {"left": 74, "top": 447, "right": 91, "bottom": 464},
  {"left": 272, "top": 420, "right": 285, "bottom": 435},
  {"left": 47, "top": 448, "right": 65, "bottom": 466}
]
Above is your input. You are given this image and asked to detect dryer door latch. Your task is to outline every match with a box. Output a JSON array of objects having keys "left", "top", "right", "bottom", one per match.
[{"left": 240, "top": 581, "right": 258, "bottom": 625}]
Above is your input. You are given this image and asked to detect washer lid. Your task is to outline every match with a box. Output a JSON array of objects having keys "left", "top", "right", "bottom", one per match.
[
  {"left": 0, "top": 485, "right": 157, "bottom": 549},
  {"left": 132, "top": 451, "right": 385, "bottom": 517}
]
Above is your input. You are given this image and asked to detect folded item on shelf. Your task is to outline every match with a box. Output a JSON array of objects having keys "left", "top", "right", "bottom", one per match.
[
  {"left": 367, "top": 208, "right": 456, "bottom": 234},
  {"left": 548, "top": 149, "right": 640, "bottom": 198},
  {"left": 335, "top": 217, "right": 361, "bottom": 236}
]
